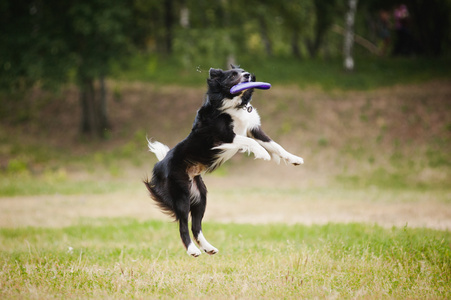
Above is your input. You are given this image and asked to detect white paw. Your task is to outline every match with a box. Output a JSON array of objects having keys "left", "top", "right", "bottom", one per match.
[
  {"left": 252, "top": 146, "right": 271, "bottom": 161},
  {"left": 285, "top": 155, "right": 304, "bottom": 165},
  {"left": 196, "top": 231, "right": 218, "bottom": 255},
  {"left": 187, "top": 243, "right": 202, "bottom": 257},
  {"left": 201, "top": 245, "right": 219, "bottom": 255}
]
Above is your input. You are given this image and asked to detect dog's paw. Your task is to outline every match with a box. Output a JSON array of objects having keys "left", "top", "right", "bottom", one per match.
[
  {"left": 187, "top": 243, "right": 202, "bottom": 257},
  {"left": 202, "top": 245, "right": 219, "bottom": 255},
  {"left": 253, "top": 147, "right": 271, "bottom": 161},
  {"left": 196, "top": 232, "right": 219, "bottom": 255},
  {"left": 285, "top": 155, "right": 304, "bottom": 166},
  {"left": 292, "top": 156, "right": 304, "bottom": 165}
]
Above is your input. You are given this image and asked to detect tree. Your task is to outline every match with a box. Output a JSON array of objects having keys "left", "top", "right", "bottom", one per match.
[
  {"left": 68, "top": 0, "right": 133, "bottom": 137},
  {"left": 0, "top": 1, "right": 75, "bottom": 92},
  {"left": 275, "top": 0, "right": 314, "bottom": 59},
  {"left": 343, "top": 0, "right": 358, "bottom": 71},
  {"left": 0, "top": 0, "right": 77, "bottom": 122},
  {"left": 0, "top": 0, "right": 148, "bottom": 138},
  {"left": 305, "top": 0, "right": 338, "bottom": 58}
]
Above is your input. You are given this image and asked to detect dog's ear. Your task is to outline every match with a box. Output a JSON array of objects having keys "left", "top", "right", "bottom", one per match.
[
  {"left": 230, "top": 64, "right": 241, "bottom": 69},
  {"left": 209, "top": 68, "right": 223, "bottom": 79}
]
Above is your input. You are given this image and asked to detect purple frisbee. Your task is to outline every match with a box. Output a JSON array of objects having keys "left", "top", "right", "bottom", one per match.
[{"left": 230, "top": 81, "right": 271, "bottom": 94}]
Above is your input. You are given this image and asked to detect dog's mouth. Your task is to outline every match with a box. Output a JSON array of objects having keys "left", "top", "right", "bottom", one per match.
[
  {"left": 225, "top": 72, "right": 256, "bottom": 99},
  {"left": 230, "top": 72, "right": 254, "bottom": 91},
  {"left": 240, "top": 72, "right": 254, "bottom": 83}
]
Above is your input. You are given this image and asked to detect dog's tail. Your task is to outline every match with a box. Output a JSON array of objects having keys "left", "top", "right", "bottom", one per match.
[
  {"left": 143, "top": 178, "right": 177, "bottom": 220},
  {"left": 145, "top": 138, "right": 176, "bottom": 219},
  {"left": 147, "top": 137, "right": 170, "bottom": 161}
]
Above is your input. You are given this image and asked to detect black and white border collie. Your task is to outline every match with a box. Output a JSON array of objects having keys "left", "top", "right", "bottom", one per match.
[{"left": 144, "top": 66, "right": 303, "bottom": 257}]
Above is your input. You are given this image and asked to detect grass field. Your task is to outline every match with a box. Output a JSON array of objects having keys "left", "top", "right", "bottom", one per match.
[
  {"left": 1, "top": 59, "right": 450, "bottom": 298},
  {"left": 1, "top": 219, "right": 450, "bottom": 299}
]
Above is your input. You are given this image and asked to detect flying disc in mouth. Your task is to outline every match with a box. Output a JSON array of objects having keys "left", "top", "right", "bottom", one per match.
[{"left": 230, "top": 81, "right": 271, "bottom": 94}]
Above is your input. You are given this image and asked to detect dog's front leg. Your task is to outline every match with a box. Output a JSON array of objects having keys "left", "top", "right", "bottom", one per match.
[
  {"left": 213, "top": 135, "right": 271, "bottom": 161},
  {"left": 249, "top": 126, "right": 304, "bottom": 165}
]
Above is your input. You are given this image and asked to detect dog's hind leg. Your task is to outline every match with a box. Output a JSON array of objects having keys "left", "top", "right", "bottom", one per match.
[
  {"left": 181, "top": 216, "right": 202, "bottom": 257},
  {"left": 190, "top": 176, "right": 218, "bottom": 255},
  {"left": 178, "top": 208, "right": 202, "bottom": 257},
  {"left": 171, "top": 184, "right": 202, "bottom": 257}
]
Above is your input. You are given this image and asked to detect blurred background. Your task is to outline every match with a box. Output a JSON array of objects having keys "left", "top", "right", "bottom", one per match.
[{"left": 0, "top": 0, "right": 450, "bottom": 228}]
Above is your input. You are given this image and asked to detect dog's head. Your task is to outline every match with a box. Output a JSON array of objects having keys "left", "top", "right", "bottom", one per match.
[{"left": 207, "top": 65, "right": 256, "bottom": 109}]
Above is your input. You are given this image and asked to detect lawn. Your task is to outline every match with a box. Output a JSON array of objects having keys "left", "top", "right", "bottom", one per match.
[
  {"left": 1, "top": 58, "right": 450, "bottom": 298},
  {"left": 1, "top": 219, "right": 450, "bottom": 299}
]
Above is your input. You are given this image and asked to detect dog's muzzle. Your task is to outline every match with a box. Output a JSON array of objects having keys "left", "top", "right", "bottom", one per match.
[{"left": 242, "top": 72, "right": 251, "bottom": 82}]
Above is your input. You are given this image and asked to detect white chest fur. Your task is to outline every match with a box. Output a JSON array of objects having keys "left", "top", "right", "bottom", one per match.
[
  {"left": 212, "top": 101, "right": 271, "bottom": 169},
  {"left": 223, "top": 105, "right": 261, "bottom": 136}
]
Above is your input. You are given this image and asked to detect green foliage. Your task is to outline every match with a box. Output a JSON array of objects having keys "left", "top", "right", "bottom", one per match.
[
  {"left": 69, "top": 0, "right": 133, "bottom": 80},
  {"left": 1, "top": 0, "right": 450, "bottom": 95},
  {"left": 0, "top": 0, "right": 140, "bottom": 89},
  {"left": 174, "top": 28, "right": 237, "bottom": 68},
  {"left": 0, "top": 1, "right": 75, "bottom": 91},
  {"left": 1, "top": 220, "right": 450, "bottom": 298},
  {"left": 1, "top": 0, "right": 450, "bottom": 137},
  {"left": 0, "top": 0, "right": 151, "bottom": 136}
]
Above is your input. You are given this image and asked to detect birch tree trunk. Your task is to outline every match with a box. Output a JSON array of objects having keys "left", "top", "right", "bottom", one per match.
[{"left": 343, "top": 0, "right": 358, "bottom": 71}]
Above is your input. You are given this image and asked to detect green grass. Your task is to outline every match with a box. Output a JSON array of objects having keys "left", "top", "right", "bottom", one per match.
[
  {"left": 111, "top": 54, "right": 451, "bottom": 90},
  {"left": 0, "top": 129, "right": 149, "bottom": 197},
  {"left": 1, "top": 219, "right": 450, "bottom": 298},
  {"left": 0, "top": 173, "right": 130, "bottom": 197}
]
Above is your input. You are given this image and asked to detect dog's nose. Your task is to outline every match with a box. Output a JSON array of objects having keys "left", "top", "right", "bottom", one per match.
[{"left": 243, "top": 73, "right": 250, "bottom": 80}]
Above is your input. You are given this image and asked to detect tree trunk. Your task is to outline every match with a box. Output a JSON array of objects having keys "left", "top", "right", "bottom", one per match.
[
  {"left": 344, "top": 0, "right": 358, "bottom": 71},
  {"left": 79, "top": 76, "right": 110, "bottom": 138},
  {"left": 291, "top": 30, "right": 301, "bottom": 59},
  {"left": 164, "top": 0, "right": 174, "bottom": 54},
  {"left": 258, "top": 16, "right": 273, "bottom": 56},
  {"left": 305, "top": 0, "right": 334, "bottom": 58},
  {"left": 79, "top": 77, "right": 96, "bottom": 136},
  {"left": 80, "top": 82, "right": 91, "bottom": 135},
  {"left": 180, "top": 5, "right": 189, "bottom": 28},
  {"left": 99, "top": 75, "right": 110, "bottom": 137}
]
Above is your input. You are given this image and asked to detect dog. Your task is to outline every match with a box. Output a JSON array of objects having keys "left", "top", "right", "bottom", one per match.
[{"left": 144, "top": 65, "right": 304, "bottom": 257}]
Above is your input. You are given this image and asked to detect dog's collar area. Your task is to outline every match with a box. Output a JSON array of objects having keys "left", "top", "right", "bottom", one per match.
[{"left": 242, "top": 104, "right": 253, "bottom": 113}]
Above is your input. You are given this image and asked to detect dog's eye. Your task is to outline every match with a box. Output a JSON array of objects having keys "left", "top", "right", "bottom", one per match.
[{"left": 231, "top": 72, "right": 238, "bottom": 77}]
